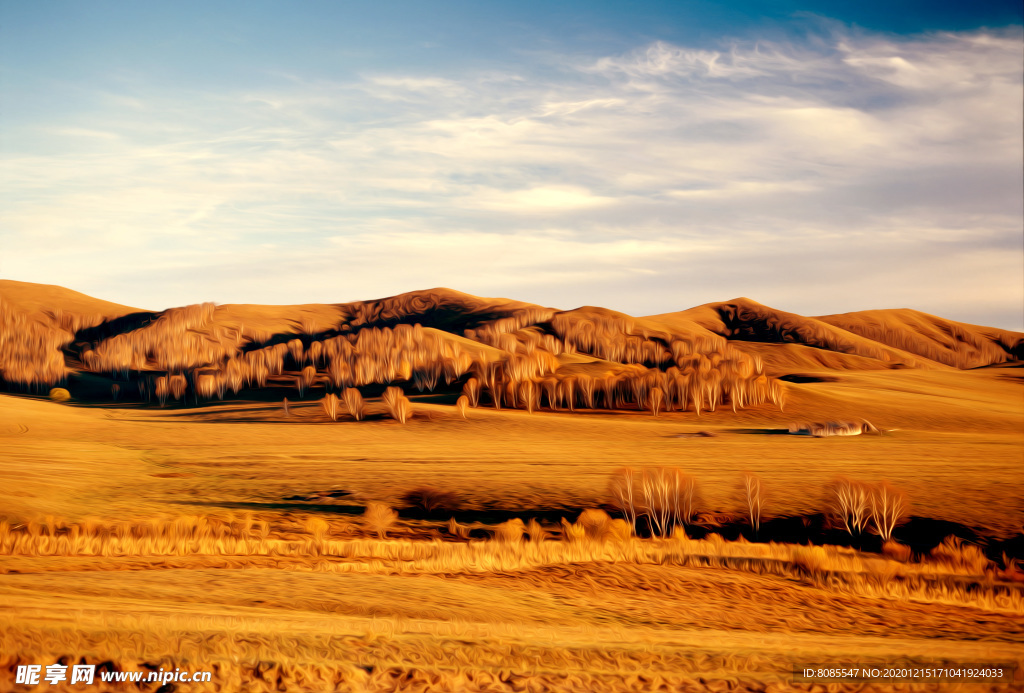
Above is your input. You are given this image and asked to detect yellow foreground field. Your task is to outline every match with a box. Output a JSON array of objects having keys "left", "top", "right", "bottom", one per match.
[{"left": 1, "top": 367, "right": 1022, "bottom": 691}]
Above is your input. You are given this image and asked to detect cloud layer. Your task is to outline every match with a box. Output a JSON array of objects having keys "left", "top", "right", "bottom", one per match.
[{"left": 3, "top": 26, "right": 1022, "bottom": 328}]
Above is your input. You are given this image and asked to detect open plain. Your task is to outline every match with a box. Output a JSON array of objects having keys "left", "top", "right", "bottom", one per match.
[{"left": 1, "top": 281, "right": 1023, "bottom": 691}]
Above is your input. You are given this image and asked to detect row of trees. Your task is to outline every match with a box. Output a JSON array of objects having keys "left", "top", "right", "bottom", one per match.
[
  {"left": 320, "top": 387, "right": 411, "bottom": 423},
  {"left": 0, "top": 299, "right": 79, "bottom": 392},
  {"left": 607, "top": 468, "right": 908, "bottom": 542},
  {"left": 7, "top": 293, "right": 787, "bottom": 419}
]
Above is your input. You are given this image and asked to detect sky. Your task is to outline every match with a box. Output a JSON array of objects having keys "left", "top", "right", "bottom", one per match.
[{"left": 2, "top": 1, "right": 1022, "bottom": 329}]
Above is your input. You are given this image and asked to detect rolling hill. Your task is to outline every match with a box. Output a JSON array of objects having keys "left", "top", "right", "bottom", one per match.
[{"left": 0, "top": 281, "right": 1020, "bottom": 411}]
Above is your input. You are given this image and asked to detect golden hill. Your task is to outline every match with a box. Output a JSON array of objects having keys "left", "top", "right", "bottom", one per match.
[{"left": 0, "top": 282, "right": 1019, "bottom": 414}]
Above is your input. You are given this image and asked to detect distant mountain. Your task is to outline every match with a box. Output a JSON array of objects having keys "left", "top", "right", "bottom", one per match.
[{"left": 1, "top": 281, "right": 1020, "bottom": 412}]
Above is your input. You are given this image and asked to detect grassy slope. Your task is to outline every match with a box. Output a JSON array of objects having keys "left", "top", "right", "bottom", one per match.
[
  {"left": 3, "top": 367, "right": 1020, "bottom": 534},
  {"left": 3, "top": 283, "right": 1024, "bottom": 691}
]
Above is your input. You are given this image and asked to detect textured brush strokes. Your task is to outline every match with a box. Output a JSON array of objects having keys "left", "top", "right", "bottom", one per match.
[
  {"left": 1, "top": 280, "right": 1023, "bottom": 691},
  {"left": 1, "top": 3, "right": 1022, "bottom": 328}
]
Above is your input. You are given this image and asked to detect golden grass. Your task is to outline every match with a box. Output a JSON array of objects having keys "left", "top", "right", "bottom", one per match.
[
  {"left": 2, "top": 524, "right": 1022, "bottom": 692},
  {"left": 1, "top": 363, "right": 1022, "bottom": 691}
]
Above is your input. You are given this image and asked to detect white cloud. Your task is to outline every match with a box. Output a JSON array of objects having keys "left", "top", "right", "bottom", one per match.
[{"left": 2, "top": 25, "right": 1021, "bottom": 328}]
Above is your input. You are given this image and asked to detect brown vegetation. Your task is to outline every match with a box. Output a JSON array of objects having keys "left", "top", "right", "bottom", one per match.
[
  {"left": 363, "top": 503, "right": 398, "bottom": 539},
  {"left": 342, "top": 387, "right": 365, "bottom": 421},
  {"left": 1, "top": 282, "right": 1023, "bottom": 692},
  {"left": 400, "top": 487, "right": 460, "bottom": 514},
  {"left": 321, "top": 393, "right": 340, "bottom": 422},
  {"left": 742, "top": 473, "right": 763, "bottom": 537},
  {"left": 382, "top": 386, "right": 413, "bottom": 424}
]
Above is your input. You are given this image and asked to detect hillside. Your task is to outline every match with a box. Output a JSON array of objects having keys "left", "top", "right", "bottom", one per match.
[
  {"left": 0, "top": 282, "right": 1019, "bottom": 412},
  {"left": 816, "top": 308, "right": 1024, "bottom": 369}
]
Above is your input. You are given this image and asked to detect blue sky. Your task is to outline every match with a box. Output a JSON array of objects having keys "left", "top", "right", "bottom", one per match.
[{"left": 2, "top": 2, "right": 1022, "bottom": 329}]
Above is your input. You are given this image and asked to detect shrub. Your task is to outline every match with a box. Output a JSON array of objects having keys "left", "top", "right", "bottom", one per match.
[
  {"left": 742, "top": 473, "right": 763, "bottom": 538},
  {"left": 169, "top": 374, "right": 187, "bottom": 402},
  {"left": 298, "top": 365, "right": 317, "bottom": 397},
  {"left": 446, "top": 517, "right": 470, "bottom": 540},
  {"left": 646, "top": 387, "right": 665, "bottom": 416},
  {"left": 48, "top": 387, "right": 71, "bottom": 403},
  {"left": 882, "top": 540, "right": 912, "bottom": 563},
  {"left": 155, "top": 377, "right": 169, "bottom": 406},
  {"left": 607, "top": 518, "right": 633, "bottom": 542},
  {"left": 560, "top": 517, "right": 586, "bottom": 542},
  {"left": 305, "top": 516, "right": 330, "bottom": 540},
  {"left": 791, "top": 545, "right": 828, "bottom": 577},
  {"left": 321, "top": 393, "right": 340, "bottom": 421},
  {"left": 342, "top": 388, "right": 365, "bottom": 421},
  {"left": 577, "top": 508, "right": 611, "bottom": 541},
  {"left": 400, "top": 486, "right": 460, "bottom": 514},
  {"left": 382, "top": 386, "right": 413, "bottom": 424},
  {"left": 526, "top": 519, "right": 548, "bottom": 543},
  {"left": 462, "top": 378, "right": 480, "bottom": 408},
  {"left": 930, "top": 536, "right": 990, "bottom": 574},
  {"left": 363, "top": 503, "right": 398, "bottom": 539},
  {"left": 494, "top": 518, "right": 526, "bottom": 544}
]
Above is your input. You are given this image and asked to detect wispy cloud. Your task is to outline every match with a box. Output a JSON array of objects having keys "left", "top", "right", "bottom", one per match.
[{"left": 2, "top": 25, "right": 1021, "bottom": 327}]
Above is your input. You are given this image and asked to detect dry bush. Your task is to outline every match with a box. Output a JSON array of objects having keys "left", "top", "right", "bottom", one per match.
[
  {"left": 282, "top": 397, "right": 290, "bottom": 416},
  {"left": 400, "top": 486, "right": 460, "bottom": 514},
  {"left": 321, "top": 393, "right": 340, "bottom": 421},
  {"left": 830, "top": 477, "right": 870, "bottom": 537},
  {"left": 560, "top": 517, "right": 587, "bottom": 542},
  {"left": 48, "top": 387, "right": 70, "bottom": 402},
  {"left": 169, "top": 374, "right": 187, "bottom": 402},
  {"left": 608, "top": 467, "right": 638, "bottom": 535},
  {"left": 577, "top": 508, "right": 611, "bottom": 541},
  {"left": 363, "top": 503, "right": 398, "bottom": 539},
  {"left": 646, "top": 386, "right": 665, "bottom": 416},
  {"left": 791, "top": 545, "right": 829, "bottom": 578},
  {"left": 342, "top": 388, "right": 364, "bottom": 421},
  {"left": 526, "top": 518, "right": 548, "bottom": 542},
  {"left": 868, "top": 482, "right": 908, "bottom": 541},
  {"left": 607, "top": 518, "right": 633, "bottom": 542},
  {"left": 930, "top": 536, "right": 991, "bottom": 574},
  {"left": 298, "top": 365, "right": 317, "bottom": 397},
  {"left": 382, "top": 386, "right": 413, "bottom": 424},
  {"left": 446, "top": 517, "right": 470, "bottom": 540},
  {"left": 742, "top": 473, "right": 763, "bottom": 538},
  {"left": 462, "top": 377, "right": 480, "bottom": 407},
  {"left": 304, "top": 516, "right": 330, "bottom": 540},
  {"left": 155, "top": 376, "right": 168, "bottom": 406},
  {"left": 494, "top": 518, "right": 526, "bottom": 544},
  {"left": 882, "top": 540, "right": 913, "bottom": 563},
  {"left": 456, "top": 395, "right": 469, "bottom": 418}
]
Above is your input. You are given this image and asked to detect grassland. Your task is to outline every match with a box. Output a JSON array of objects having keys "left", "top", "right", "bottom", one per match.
[{"left": 2, "top": 363, "right": 1022, "bottom": 692}]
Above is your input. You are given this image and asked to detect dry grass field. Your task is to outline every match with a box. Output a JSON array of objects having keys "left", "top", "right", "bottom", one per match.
[{"left": 1, "top": 281, "right": 1023, "bottom": 691}]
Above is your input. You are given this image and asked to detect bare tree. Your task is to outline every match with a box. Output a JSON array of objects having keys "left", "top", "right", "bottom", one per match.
[
  {"left": 321, "top": 393, "right": 340, "bottom": 421},
  {"left": 831, "top": 477, "right": 870, "bottom": 538},
  {"left": 608, "top": 467, "right": 638, "bottom": 535},
  {"left": 462, "top": 377, "right": 481, "bottom": 408},
  {"left": 342, "top": 388, "right": 364, "bottom": 421},
  {"left": 382, "top": 386, "right": 413, "bottom": 424},
  {"left": 869, "top": 482, "right": 908, "bottom": 542},
  {"left": 743, "top": 473, "right": 763, "bottom": 538}
]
